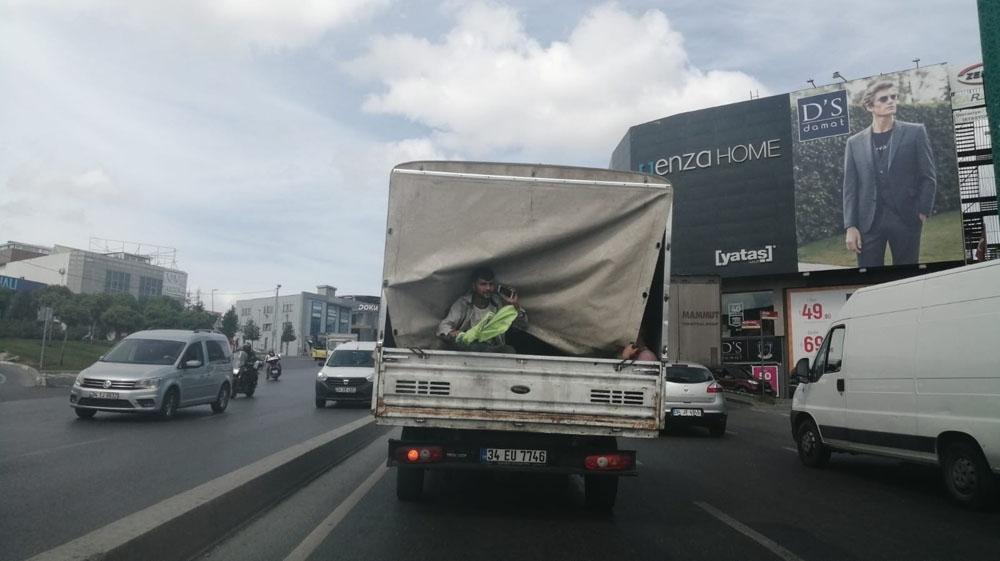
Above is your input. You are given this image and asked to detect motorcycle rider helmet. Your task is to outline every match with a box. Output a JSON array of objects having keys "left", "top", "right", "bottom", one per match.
[{"left": 242, "top": 343, "right": 253, "bottom": 353}]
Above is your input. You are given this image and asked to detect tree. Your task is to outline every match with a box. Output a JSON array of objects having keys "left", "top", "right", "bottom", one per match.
[
  {"left": 220, "top": 307, "right": 240, "bottom": 341},
  {"left": 280, "top": 322, "right": 297, "bottom": 354},
  {"left": 142, "top": 296, "right": 183, "bottom": 329},
  {"left": 101, "top": 304, "right": 141, "bottom": 339},
  {"left": 0, "top": 288, "right": 14, "bottom": 319},
  {"left": 81, "top": 294, "right": 114, "bottom": 341},
  {"left": 242, "top": 319, "right": 260, "bottom": 346},
  {"left": 7, "top": 290, "right": 38, "bottom": 320},
  {"left": 180, "top": 303, "right": 215, "bottom": 330}
]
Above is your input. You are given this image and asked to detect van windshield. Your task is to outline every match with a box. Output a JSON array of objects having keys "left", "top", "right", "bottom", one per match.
[
  {"left": 101, "top": 339, "right": 185, "bottom": 365},
  {"left": 327, "top": 350, "right": 374, "bottom": 368}
]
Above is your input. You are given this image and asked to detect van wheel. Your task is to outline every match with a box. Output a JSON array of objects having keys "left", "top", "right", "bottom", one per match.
[
  {"left": 396, "top": 467, "right": 424, "bottom": 501},
  {"left": 158, "top": 388, "right": 179, "bottom": 420},
  {"left": 796, "top": 419, "right": 830, "bottom": 467},
  {"left": 943, "top": 440, "right": 998, "bottom": 509},
  {"left": 75, "top": 408, "right": 96, "bottom": 419},
  {"left": 584, "top": 475, "right": 619, "bottom": 510},
  {"left": 211, "top": 383, "right": 230, "bottom": 413}
]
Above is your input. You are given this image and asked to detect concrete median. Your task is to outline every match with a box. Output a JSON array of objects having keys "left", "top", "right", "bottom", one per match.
[{"left": 27, "top": 416, "right": 389, "bottom": 561}]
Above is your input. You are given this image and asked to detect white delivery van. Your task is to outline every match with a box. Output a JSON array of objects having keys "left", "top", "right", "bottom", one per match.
[{"left": 790, "top": 260, "right": 1000, "bottom": 508}]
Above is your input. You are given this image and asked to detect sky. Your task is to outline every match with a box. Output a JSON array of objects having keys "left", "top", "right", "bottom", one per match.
[{"left": 0, "top": 0, "right": 984, "bottom": 311}]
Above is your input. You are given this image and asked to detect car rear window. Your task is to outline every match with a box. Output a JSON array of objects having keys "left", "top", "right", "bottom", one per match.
[{"left": 665, "top": 366, "right": 713, "bottom": 384}]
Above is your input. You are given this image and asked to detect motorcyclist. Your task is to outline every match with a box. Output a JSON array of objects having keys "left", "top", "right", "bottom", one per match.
[
  {"left": 265, "top": 350, "right": 282, "bottom": 379},
  {"left": 241, "top": 343, "right": 259, "bottom": 366}
]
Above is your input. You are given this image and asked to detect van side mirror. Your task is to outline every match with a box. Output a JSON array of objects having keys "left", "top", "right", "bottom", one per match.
[
  {"left": 184, "top": 359, "right": 203, "bottom": 369},
  {"left": 794, "top": 358, "right": 811, "bottom": 382}
]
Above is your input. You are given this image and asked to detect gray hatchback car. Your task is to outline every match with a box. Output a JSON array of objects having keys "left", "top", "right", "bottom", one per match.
[
  {"left": 70, "top": 329, "right": 233, "bottom": 420},
  {"left": 662, "top": 362, "right": 728, "bottom": 437}
]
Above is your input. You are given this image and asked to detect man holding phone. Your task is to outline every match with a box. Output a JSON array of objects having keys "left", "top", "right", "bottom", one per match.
[{"left": 438, "top": 266, "right": 527, "bottom": 352}]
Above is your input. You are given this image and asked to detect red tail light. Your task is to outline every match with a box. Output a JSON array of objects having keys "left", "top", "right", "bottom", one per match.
[
  {"left": 584, "top": 453, "right": 633, "bottom": 471},
  {"left": 396, "top": 446, "right": 444, "bottom": 464},
  {"left": 707, "top": 382, "right": 722, "bottom": 393}
]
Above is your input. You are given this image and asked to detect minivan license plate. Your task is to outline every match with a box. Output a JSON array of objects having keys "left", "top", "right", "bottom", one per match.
[
  {"left": 333, "top": 386, "right": 356, "bottom": 393},
  {"left": 672, "top": 408, "right": 702, "bottom": 417},
  {"left": 481, "top": 448, "right": 547, "bottom": 465},
  {"left": 91, "top": 391, "right": 119, "bottom": 399}
]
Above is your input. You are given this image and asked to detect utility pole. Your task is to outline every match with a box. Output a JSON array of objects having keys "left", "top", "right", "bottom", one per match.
[
  {"left": 211, "top": 289, "right": 217, "bottom": 313},
  {"left": 272, "top": 284, "right": 281, "bottom": 353}
]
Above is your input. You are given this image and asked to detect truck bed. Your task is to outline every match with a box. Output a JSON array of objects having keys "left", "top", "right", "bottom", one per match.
[{"left": 374, "top": 348, "right": 662, "bottom": 438}]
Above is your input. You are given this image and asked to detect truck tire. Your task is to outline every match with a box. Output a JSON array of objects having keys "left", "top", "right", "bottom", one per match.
[
  {"left": 796, "top": 419, "right": 830, "bottom": 468},
  {"left": 584, "top": 475, "right": 618, "bottom": 510},
  {"left": 396, "top": 467, "right": 424, "bottom": 502},
  {"left": 942, "top": 440, "right": 998, "bottom": 509}
]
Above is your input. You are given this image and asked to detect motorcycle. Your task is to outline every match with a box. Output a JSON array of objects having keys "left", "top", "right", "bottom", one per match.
[
  {"left": 231, "top": 350, "right": 261, "bottom": 398},
  {"left": 265, "top": 353, "right": 282, "bottom": 381}
]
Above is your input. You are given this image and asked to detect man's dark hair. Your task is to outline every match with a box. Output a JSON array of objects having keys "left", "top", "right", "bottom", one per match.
[
  {"left": 470, "top": 266, "right": 495, "bottom": 283},
  {"left": 862, "top": 80, "right": 896, "bottom": 109}
]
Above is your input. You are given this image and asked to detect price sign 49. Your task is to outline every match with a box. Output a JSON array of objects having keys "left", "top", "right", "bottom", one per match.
[
  {"left": 802, "top": 335, "right": 824, "bottom": 353},
  {"left": 801, "top": 303, "right": 829, "bottom": 320}
]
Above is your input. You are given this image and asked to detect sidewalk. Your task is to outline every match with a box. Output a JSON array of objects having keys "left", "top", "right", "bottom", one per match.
[{"left": 724, "top": 391, "right": 792, "bottom": 411}]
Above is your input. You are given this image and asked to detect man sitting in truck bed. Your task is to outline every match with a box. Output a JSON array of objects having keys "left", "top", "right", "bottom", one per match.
[{"left": 438, "top": 266, "right": 527, "bottom": 353}]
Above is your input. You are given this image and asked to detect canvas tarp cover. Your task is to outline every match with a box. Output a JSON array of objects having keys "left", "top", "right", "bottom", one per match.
[{"left": 383, "top": 161, "right": 672, "bottom": 356}]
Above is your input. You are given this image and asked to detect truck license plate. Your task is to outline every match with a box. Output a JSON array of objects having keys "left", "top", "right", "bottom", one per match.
[
  {"left": 672, "top": 408, "right": 702, "bottom": 417},
  {"left": 333, "top": 386, "right": 357, "bottom": 393},
  {"left": 91, "top": 391, "right": 119, "bottom": 399},
  {"left": 481, "top": 448, "right": 547, "bottom": 465}
]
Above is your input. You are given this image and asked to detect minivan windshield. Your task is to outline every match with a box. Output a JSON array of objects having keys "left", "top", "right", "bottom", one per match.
[
  {"left": 666, "top": 366, "right": 713, "bottom": 384},
  {"left": 101, "top": 339, "right": 185, "bottom": 365},
  {"left": 327, "top": 350, "right": 374, "bottom": 368}
]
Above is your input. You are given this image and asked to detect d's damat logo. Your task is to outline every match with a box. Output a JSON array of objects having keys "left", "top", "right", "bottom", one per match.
[{"left": 797, "top": 90, "right": 849, "bottom": 142}]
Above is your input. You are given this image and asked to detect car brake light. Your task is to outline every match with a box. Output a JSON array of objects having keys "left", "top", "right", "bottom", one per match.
[
  {"left": 707, "top": 382, "right": 722, "bottom": 393},
  {"left": 584, "top": 453, "right": 633, "bottom": 471},
  {"left": 397, "top": 446, "right": 444, "bottom": 464}
]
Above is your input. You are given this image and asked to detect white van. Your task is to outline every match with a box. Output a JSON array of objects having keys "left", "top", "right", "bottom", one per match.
[{"left": 790, "top": 260, "right": 1000, "bottom": 508}]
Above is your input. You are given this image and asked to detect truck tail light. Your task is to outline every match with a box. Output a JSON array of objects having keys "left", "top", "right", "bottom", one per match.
[
  {"left": 584, "top": 453, "right": 633, "bottom": 471},
  {"left": 397, "top": 446, "right": 444, "bottom": 464},
  {"left": 707, "top": 382, "right": 722, "bottom": 393}
]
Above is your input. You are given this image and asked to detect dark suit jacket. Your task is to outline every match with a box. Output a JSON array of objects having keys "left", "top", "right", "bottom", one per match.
[{"left": 842, "top": 120, "right": 936, "bottom": 233}]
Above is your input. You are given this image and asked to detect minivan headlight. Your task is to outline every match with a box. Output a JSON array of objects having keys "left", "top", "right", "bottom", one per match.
[
  {"left": 365, "top": 372, "right": 374, "bottom": 382},
  {"left": 135, "top": 378, "right": 162, "bottom": 389},
  {"left": 317, "top": 371, "right": 327, "bottom": 380},
  {"left": 75, "top": 373, "right": 85, "bottom": 386}
]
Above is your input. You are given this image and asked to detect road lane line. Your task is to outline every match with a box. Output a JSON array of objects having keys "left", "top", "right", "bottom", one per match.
[
  {"left": 782, "top": 447, "right": 798, "bottom": 453},
  {"left": 695, "top": 501, "right": 806, "bottom": 561},
  {"left": 0, "top": 372, "right": 7, "bottom": 385},
  {"left": 4, "top": 438, "right": 109, "bottom": 462},
  {"left": 283, "top": 463, "right": 388, "bottom": 561}
]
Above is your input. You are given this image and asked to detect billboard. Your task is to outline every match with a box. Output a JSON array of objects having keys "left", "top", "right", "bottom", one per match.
[
  {"left": 785, "top": 286, "right": 861, "bottom": 367},
  {"left": 613, "top": 64, "right": 963, "bottom": 277}
]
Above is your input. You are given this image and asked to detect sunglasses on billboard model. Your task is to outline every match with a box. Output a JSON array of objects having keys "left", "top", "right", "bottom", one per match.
[{"left": 876, "top": 94, "right": 899, "bottom": 103}]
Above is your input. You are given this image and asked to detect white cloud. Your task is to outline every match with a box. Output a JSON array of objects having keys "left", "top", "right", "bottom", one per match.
[{"left": 347, "top": 2, "right": 768, "bottom": 163}]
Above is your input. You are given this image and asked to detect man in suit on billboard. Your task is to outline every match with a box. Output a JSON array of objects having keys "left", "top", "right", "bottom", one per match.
[{"left": 843, "top": 80, "right": 936, "bottom": 267}]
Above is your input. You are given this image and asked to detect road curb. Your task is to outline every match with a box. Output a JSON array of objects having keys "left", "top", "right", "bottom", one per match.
[
  {"left": 0, "top": 361, "right": 45, "bottom": 386},
  {"left": 27, "top": 416, "right": 389, "bottom": 561}
]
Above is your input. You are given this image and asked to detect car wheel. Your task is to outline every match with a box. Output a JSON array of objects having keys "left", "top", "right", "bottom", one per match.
[
  {"left": 211, "top": 383, "right": 230, "bottom": 413},
  {"left": 796, "top": 419, "right": 830, "bottom": 468},
  {"left": 942, "top": 440, "right": 998, "bottom": 509},
  {"left": 158, "top": 388, "right": 179, "bottom": 420},
  {"left": 396, "top": 467, "right": 425, "bottom": 501},
  {"left": 584, "top": 475, "right": 618, "bottom": 510},
  {"left": 74, "top": 408, "right": 96, "bottom": 419},
  {"left": 315, "top": 398, "right": 325, "bottom": 409},
  {"left": 709, "top": 418, "right": 727, "bottom": 438}
]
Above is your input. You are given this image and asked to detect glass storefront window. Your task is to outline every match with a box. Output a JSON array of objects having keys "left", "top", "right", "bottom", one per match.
[{"left": 721, "top": 291, "right": 775, "bottom": 337}]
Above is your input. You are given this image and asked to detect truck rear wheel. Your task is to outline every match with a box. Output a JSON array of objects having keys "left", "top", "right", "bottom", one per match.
[
  {"left": 584, "top": 475, "right": 618, "bottom": 510},
  {"left": 396, "top": 467, "right": 424, "bottom": 502},
  {"left": 942, "top": 440, "right": 998, "bottom": 509}
]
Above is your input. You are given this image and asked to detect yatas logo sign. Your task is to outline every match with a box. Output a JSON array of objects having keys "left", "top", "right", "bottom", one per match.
[
  {"left": 797, "top": 90, "right": 849, "bottom": 141},
  {"left": 715, "top": 245, "right": 776, "bottom": 267}
]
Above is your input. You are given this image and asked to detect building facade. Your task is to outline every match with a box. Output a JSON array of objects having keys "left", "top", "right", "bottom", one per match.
[
  {"left": 235, "top": 285, "right": 358, "bottom": 355},
  {"left": 341, "top": 294, "right": 380, "bottom": 342},
  {"left": 0, "top": 243, "right": 188, "bottom": 301}
]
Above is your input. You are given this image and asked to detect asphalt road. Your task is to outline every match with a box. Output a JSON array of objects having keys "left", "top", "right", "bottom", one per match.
[
  {"left": 0, "top": 357, "right": 371, "bottom": 561},
  {"left": 202, "top": 400, "right": 1000, "bottom": 561}
]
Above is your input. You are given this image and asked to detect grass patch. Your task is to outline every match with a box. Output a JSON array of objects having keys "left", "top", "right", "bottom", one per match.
[
  {"left": 798, "top": 210, "right": 965, "bottom": 268},
  {"left": 0, "top": 338, "right": 115, "bottom": 371}
]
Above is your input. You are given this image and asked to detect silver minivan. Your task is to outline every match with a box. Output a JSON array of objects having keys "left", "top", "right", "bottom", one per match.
[{"left": 70, "top": 329, "right": 233, "bottom": 420}]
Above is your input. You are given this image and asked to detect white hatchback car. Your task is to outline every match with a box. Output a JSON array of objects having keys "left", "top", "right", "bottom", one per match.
[{"left": 662, "top": 362, "right": 728, "bottom": 437}]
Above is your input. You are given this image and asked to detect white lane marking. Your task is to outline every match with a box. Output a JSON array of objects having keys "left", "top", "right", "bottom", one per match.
[
  {"left": 0, "top": 372, "right": 7, "bottom": 385},
  {"left": 782, "top": 447, "right": 798, "bottom": 453},
  {"left": 695, "top": 501, "right": 806, "bottom": 561},
  {"left": 3, "top": 438, "right": 109, "bottom": 463},
  {"left": 283, "top": 463, "right": 388, "bottom": 561}
]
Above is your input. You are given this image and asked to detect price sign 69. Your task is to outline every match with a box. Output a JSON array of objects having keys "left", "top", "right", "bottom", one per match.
[{"left": 802, "top": 335, "right": 824, "bottom": 353}]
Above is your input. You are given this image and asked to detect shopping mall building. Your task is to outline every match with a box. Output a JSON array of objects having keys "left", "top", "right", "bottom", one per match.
[{"left": 610, "top": 63, "right": 994, "bottom": 396}]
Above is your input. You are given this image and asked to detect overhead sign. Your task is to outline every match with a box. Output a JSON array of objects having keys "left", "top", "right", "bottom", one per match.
[
  {"left": 796, "top": 90, "right": 850, "bottom": 141},
  {"left": 741, "top": 320, "right": 761, "bottom": 329},
  {"left": 950, "top": 62, "right": 985, "bottom": 110}
]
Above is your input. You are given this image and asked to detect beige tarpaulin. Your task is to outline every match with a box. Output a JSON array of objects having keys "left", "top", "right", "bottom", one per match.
[{"left": 382, "top": 161, "right": 672, "bottom": 356}]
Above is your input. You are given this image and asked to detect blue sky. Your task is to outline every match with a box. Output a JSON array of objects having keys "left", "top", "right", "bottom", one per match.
[{"left": 0, "top": 0, "right": 983, "bottom": 309}]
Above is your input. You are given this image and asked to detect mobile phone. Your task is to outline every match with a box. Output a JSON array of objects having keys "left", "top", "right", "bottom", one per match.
[{"left": 497, "top": 284, "right": 516, "bottom": 299}]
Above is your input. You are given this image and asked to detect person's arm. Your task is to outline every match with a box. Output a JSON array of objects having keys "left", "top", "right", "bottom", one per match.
[
  {"left": 843, "top": 139, "right": 862, "bottom": 253},
  {"left": 914, "top": 124, "right": 936, "bottom": 221},
  {"left": 437, "top": 297, "right": 467, "bottom": 338},
  {"left": 499, "top": 292, "right": 527, "bottom": 329}
]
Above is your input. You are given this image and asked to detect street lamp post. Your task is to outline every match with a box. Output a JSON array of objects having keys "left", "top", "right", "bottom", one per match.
[
  {"left": 272, "top": 284, "right": 281, "bottom": 353},
  {"left": 211, "top": 289, "right": 217, "bottom": 313}
]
